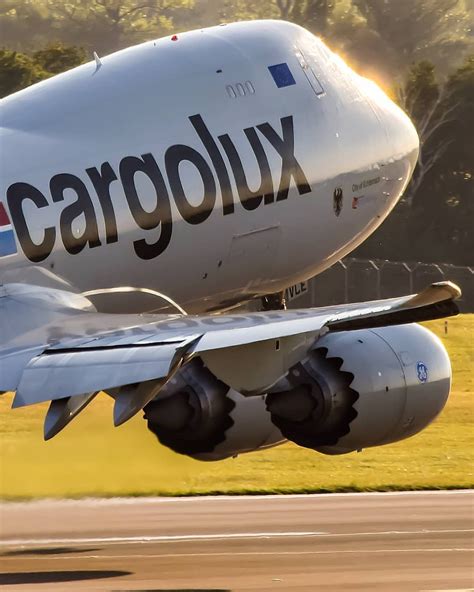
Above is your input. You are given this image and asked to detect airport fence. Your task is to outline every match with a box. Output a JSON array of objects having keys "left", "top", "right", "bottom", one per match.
[{"left": 286, "top": 258, "right": 474, "bottom": 313}]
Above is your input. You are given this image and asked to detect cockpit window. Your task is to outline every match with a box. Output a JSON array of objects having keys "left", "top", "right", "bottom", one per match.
[{"left": 295, "top": 48, "right": 325, "bottom": 96}]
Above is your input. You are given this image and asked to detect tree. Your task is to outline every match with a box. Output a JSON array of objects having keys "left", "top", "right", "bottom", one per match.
[
  {"left": 0, "top": 44, "right": 88, "bottom": 98},
  {"left": 0, "top": 50, "right": 46, "bottom": 98},
  {"left": 33, "top": 43, "right": 87, "bottom": 74},
  {"left": 410, "top": 56, "right": 474, "bottom": 263},
  {"left": 0, "top": 0, "right": 196, "bottom": 55},
  {"left": 349, "top": 0, "right": 473, "bottom": 78},
  {"left": 396, "top": 61, "right": 458, "bottom": 207},
  {"left": 45, "top": 0, "right": 195, "bottom": 54},
  {"left": 356, "top": 57, "right": 474, "bottom": 265},
  {"left": 286, "top": 0, "right": 336, "bottom": 35},
  {"left": 218, "top": 0, "right": 336, "bottom": 36},
  {"left": 0, "top": 1, "right": 53, "bottom": 51}
]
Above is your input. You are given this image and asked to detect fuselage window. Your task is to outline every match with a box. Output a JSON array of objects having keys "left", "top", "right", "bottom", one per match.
[
  {"left": 226, "top": 81, "right": 256, "bottom": 98},
  {"left": 226, "top": 85, "right": 237, "bottom": 98}
]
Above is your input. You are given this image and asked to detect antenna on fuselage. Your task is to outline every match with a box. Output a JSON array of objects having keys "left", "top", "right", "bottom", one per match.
[{"left": 93, "top": 51, "right": 102, "bottom": 72}]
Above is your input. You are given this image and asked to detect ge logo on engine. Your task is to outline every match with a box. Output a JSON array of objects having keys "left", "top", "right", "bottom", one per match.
[{"left": 416, "top": 361, "right": 428, "bottom": 383}]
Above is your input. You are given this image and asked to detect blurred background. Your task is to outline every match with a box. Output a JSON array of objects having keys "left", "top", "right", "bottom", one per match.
[{"left": 1, "top": 0, "right": 472, "bottom": 299}]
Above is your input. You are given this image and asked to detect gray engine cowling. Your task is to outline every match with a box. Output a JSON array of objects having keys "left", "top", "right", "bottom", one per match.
[
  {"left": 144, "top": 358, "right": 285, "bottom": 461},
  {"left": 266, "top": 323, "right": 451, "bottom": 454}
]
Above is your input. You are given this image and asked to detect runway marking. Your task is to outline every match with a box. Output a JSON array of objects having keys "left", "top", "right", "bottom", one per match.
[
  {"left": 0, "top": 531, "right": 327, "bottom": 546},
  {"left": 0, "top": 531, "right": 329, "bottom": 546},
  {"left": 1, "top": 489, "right": 472, "bottom": 509},
  {"left": 2, "top": 528, "right": 472, "bottom": 548},
  {"left": 2, "top": 548, "right": 472, "bottom": 560}
]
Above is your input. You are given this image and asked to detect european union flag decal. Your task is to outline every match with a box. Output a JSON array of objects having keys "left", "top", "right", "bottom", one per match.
[
  {"left": 0, "top": 202, "right": 17, "bottom": 257},
  {"left": 268, "top": 63, "right": 296, "bottom": 88}
]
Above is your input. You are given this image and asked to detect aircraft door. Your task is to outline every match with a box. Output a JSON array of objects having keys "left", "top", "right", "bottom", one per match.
[{"left": 220, "top": 225, "right": 281, "bottom": 291}]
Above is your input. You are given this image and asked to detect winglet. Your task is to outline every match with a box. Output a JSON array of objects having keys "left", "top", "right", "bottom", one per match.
[
  {"left": 326, "top": 281, "right": 461, "bottom": 332},
  {"left": 401, "top": 281, "right": 461, "bottom": 308}
]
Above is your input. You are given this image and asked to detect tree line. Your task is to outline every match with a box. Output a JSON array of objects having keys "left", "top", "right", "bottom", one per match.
[
  {"left": 1, "top": 1, "right": 472, "bottom": 79},
  {"left": 0, "top": 0, "right": 472, "bottom": 266}
]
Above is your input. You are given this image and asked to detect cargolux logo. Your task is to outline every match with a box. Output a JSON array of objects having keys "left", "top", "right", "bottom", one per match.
[
  {"left": 0, "top": 202, "right": 17, "bottom": 257},
  {"left": 6, "top": 114, "right": 311, "bottom": 263}
]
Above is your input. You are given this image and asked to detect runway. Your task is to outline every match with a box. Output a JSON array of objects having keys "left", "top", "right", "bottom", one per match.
[{"left": 1, "top": 490, "right": 473, "bottom": 591}]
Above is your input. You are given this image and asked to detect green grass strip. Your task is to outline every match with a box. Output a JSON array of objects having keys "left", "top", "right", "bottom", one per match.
[{"left": 1, "top": 315, "right": 472, "bottom": 499}]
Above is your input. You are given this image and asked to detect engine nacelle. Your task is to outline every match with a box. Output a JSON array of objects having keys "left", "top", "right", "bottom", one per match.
[
  {"left": 144, "top": 358, "right": 285, "bottom": 461},
  {"left": 266, "top": 324, "right": 451, "bottom": 454}
]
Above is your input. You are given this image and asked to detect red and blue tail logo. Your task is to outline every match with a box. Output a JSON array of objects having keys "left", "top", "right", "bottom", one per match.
[{"left": 0, "top": 202, "right": 18, "bottom": 257}]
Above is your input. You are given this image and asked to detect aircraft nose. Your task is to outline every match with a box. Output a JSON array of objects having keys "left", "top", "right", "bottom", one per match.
[
  {"left": 385, "top": 96, "right": 420, "bottom": 163},
  {"left": 368, "top": 81, "right": 420, "bottom": 168},
  {"left": 355, "top": 74, "right": 420, "bottom": 209}
]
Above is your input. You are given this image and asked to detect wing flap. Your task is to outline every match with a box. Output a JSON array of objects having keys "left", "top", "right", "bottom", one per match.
[
  {"left": 44, "top": 392, "right": 98, "bottom": 440},
  {"left": 13, "top": 342, "right": 184, "bottom": 408}
]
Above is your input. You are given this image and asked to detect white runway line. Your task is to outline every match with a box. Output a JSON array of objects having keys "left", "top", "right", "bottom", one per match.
[
  {"left": 2, "top": 548, "right": 472, "bottom": 560},
  {"left": 1, "top": 489, "right": 472, "bottom": 509},
  {"left": 2, "top": 528, "right": 472, "bottom": 548},
  {"left": 0, "top": 531, "right": 327, "bottom": 546}
]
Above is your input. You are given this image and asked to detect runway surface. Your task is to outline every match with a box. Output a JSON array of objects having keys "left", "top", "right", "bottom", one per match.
[{"left": 0, "top": 490, "right": 473, "bottom": 591}]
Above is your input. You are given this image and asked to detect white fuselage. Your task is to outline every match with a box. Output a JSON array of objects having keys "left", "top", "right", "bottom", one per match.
[{"left": 0, "top": 20, "right": 419, "bottom": 313}]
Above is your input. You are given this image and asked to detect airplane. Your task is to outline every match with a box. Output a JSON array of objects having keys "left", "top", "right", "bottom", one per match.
[{"left": 0, "top": 20, "right": 460, "bottom": 461}]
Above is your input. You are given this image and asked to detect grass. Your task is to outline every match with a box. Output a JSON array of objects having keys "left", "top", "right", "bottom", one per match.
[{"left": 0, "top": 315, "right": 472, "bottom": 499}]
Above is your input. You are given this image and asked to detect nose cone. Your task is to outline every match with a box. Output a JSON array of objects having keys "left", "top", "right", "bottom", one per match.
[
  {"left": 384, "top": 97, "right": 420, "bottom": 166},
  {"left": 365, "top": 78, "right": 420, "bottom": 170},
  {"left": 356, "top": 74, "right": 420, "bottom": 208}
]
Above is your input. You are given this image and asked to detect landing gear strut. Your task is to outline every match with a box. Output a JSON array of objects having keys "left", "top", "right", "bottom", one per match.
[{"left": 261, "top": 291, "right": 287, "bottom": 311}]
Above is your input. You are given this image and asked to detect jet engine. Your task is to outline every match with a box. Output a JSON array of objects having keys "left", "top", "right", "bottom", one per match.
[
  {"left": 266, "top": 323, "right": 451, "bottom": 454},
  {"left": 143, "top": 358, "right": 285, "bottom": 461},
  {"left": 144, "top": 323, "right": 450, "bottom": 460}
]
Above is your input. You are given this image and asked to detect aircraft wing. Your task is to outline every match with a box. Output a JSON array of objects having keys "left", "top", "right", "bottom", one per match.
[{"left": 0, "top": 279, "right": 460, "bottom": 438}]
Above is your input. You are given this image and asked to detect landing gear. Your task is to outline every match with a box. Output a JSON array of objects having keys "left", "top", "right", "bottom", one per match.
[{"left": 261, "top": 291, "right": 287, "bottom": 311}]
